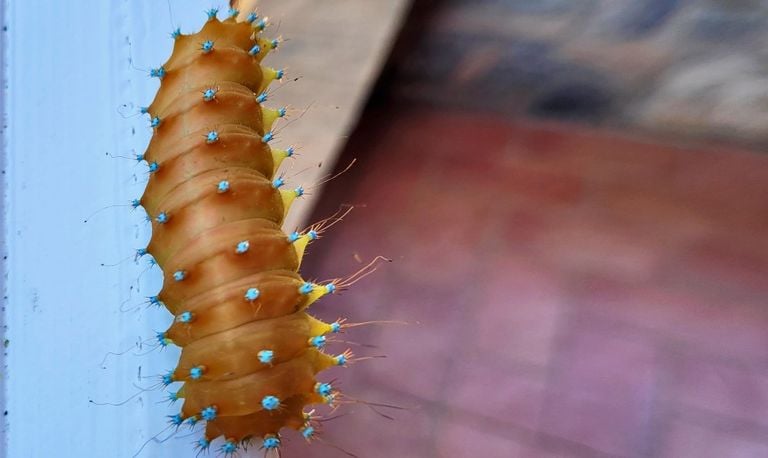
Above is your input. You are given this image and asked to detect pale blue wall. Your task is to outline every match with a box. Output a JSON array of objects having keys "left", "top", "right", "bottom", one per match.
[{"left": 1, "top": 0, "right": 6, "bottom": 456}]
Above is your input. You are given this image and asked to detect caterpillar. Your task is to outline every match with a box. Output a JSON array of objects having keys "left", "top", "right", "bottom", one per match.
[{"left": 132, "top": 4, "right": 374, "bottom": 455}]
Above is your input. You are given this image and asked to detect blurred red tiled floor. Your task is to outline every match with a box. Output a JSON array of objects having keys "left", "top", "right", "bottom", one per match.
[{"left": 296, "top": 106, "right": 768, "bottom": 457}]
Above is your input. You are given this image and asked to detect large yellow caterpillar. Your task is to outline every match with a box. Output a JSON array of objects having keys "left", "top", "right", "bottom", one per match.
[{"left": 134, "top": 5, "right": 362, "bottom": 455}]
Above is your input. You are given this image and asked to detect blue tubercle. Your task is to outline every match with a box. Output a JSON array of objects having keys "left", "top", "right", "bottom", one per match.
[
  {"left": 178, "top": 311, "right": 193, "bottom": 323},
  {"left": 171, "top": 28, "right": 181, "bottom": 39},
  {"left": 203, "top": 87, "right": 217, "bottom": 101},
  {"left": 309, "top": 335, "right": 326, "bottom": 349},
  {"left": 258, "top": 349, "right": 274, "bottom": 364},
  {"left": 248, "top": 44, "right": 261, "bottom": 56},
  {"left": 135, "top": 248, "right": 147, "bottom": 258},
  {"left": 150, "top": 67, "right": 166, "bottom": 79},
  {"left": 256, "top": 92, "right": 268, "bottom": 104},
  {"left": 221, "top": 440, "right": 238, "bottom": 455},
  {"left": 201, "top": 40, "right": 214, "bottom": 53},
  {"left": 131, "top": 199, "right": 141, "bottom": 209},
  {"left": 196, "top": 438, "right": 210, "bottom": 451},
  {"left": 135, "top": 153, "right": 145, "bottom": 162},
  {"left": 162, "top": 371, "right": 174, "bottom": 386},
  {"left": 255, "top": 19, "right": 267, "bottom": 31},
  {"left": 217, "top": 180, "right": 230, "bottom": 193},
  {"left": 294, "top": 186, "right": 304, "bottom": 197},
  {"left": 173, "top": 270, "right": 186, "bottom": 282},
  {"left": 189, "top": 366, "right": 204, "bottom": 380},
  {"left": 315, "top": 382, "right": 333, "bottom": 396},
  {"left": 149, "top": 295, "right": 162, "bottom": 307},
  {"left": 276, "top": 69, "right": 285, "bottom": 80},
  {"left": 308, "top": 230, "right": 318, "bottom": 240},
  {"left": 288, "top": 232, "right": 300, "bottom": 243},
  {"left": 278, "top": 107, "right": 287, "bottom": 118},
  {"left": 206, "top": 8, "right": 218, "bottom": 20},
  {"left": 150, "top": 116, "right": 161, "bottom": 128},
  {"left": 285, "top": 146, "right": 294, "bottom": 157},
  {"left": 244, "top": 287, "right": 260, "bottom": 301},
  {"left": 167, "top": 413, "right": 184, "bottom": 427},
  {"left": 261, "top": 395, "right": 280, "bottom": 411},
  {"left": 262, "top": 131, "right": 274, "bottom": 143},
  {"left": 148, "top": 161, "right": 159, "bottom": 173},
  {"left": 186, "top": 415, "right": 199, "bottom": 426},
  {"left": 335, "top": 353, "right": 348, "bottom": 366},
  {"left": 262, "top": 436, "right": 280, "bottom": 450},
  {"left": 139, "top": 107, "right": 149, "bottom": 114},
  {"left": 236, "top": 240, "right": 250, "bottom": 254},
  {"left": 156, "top": 331, "right": 170, "bottom": 347},
  {"left": 228, "top": 7, "right": 239, "bottom": 18},
  {"left": 299, "top": 282, "right": 313, "bottom": 294},
  {"left": 201, "top": 405, "right": 217, "bottom": 421},
  {"left": 325, "top": 283, "right": 337, "bottom": 294},
  {"left": 272, "top": 177, "right": 285, "bottom": 189},
  {"left": 155, "top": 211, "right": 168, "bottom": 223},
  {"left": 330, "top": 320, "right": 341, "bottom": 333},
  {"left": 301, "top": 426, "right": 315, "bottom": 440},
  {"left": 206, "top": 130, "right": 219, "bottom": 143},
  {"left": 270, "top": 38, "right": 279, "bottom": 49},
  {"left": 167, "top": 391, "right": 179, "bottom": 403},
  {"left": 246, "top": 12, "right": 258, "bottom": 23}
]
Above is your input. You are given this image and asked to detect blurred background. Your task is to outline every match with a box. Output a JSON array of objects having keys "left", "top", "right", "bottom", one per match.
[{"left": 294, "top": 0, "right": 768, "bottom": 457}]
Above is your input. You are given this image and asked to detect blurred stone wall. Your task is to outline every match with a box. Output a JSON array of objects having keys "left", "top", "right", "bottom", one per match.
[{"left": 391, "top": 0, "right": 768, "bottom": 147}]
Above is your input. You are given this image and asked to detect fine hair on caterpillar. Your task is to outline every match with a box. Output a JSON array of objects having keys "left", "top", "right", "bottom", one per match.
[{"left": 93, "top": 2, "right": 402, "bottom": 456}]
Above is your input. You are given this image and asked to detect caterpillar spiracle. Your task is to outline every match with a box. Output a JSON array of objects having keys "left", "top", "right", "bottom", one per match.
[{"left": 132, "top": 4, "right": 379, "bottom": 455}]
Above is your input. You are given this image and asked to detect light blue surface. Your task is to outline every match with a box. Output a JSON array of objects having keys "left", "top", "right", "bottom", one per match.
[{"left": 5, "top": 1, "right": 225, "bottom": 456}]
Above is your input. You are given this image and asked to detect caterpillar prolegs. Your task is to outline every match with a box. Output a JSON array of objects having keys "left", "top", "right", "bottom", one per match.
[{"left": 133, "top": 5, "right": 371, "bottom": 455}]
